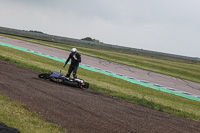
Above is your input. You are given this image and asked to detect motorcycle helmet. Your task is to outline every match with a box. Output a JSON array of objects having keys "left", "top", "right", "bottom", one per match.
[{"left": 71, "top": 48, "right": 77, "bottom": 53}]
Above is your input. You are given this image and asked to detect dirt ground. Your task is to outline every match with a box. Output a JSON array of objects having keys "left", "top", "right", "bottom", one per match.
[{"left": 1, "top": 60, "right": 200, "bottom": 132}]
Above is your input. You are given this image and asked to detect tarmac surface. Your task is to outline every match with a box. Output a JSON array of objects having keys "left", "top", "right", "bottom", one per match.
[
  {"left": 0, "top": 59, "right": 200, "bottom": 132},
  {"left": 0, "top": 35, "right": 200, "bottom": 97}
]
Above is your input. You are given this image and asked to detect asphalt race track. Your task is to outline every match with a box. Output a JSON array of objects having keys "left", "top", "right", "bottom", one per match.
[{"left": 0, "top": 36, "right": 200, "bottom": 98}]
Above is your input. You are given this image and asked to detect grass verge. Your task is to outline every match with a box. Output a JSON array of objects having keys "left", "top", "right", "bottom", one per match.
[
  {"left": 0, "top": 94, "right": 66, "bottom": 133},
  {"left": 0, "top": 45, "right": 200, "bottom": 122},
  {"left": 1, "top": 33, "right": 200, "bottom": 83}
]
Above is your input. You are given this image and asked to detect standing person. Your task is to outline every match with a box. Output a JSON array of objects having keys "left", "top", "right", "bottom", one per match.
[{"left": 63, "top": 48, "right": 81, "bottom": 78}]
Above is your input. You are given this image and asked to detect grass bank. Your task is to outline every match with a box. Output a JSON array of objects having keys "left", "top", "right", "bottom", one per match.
[
  {"left": 0, "top": 45, "right": 200, "bottom": 122},
  {"left": 0, "top": 94, "right": 66, "bottom": 133},
  {"left": 1, "top": 33, "right": 200, "bottom": 83}
]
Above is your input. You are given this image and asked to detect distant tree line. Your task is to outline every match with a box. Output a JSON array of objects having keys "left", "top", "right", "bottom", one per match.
[
  {"left": 29, "top": 30, "right": 44, "bottom": 34},
  {"left": 81, "top": 37, "right": 102, "bottom": 43}
]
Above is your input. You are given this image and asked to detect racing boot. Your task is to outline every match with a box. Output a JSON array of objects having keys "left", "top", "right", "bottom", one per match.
[{"left": 73, "top": 73, "right": 77, "bottom": 79}]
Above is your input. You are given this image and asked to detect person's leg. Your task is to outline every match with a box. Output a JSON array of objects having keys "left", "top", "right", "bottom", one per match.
[
  {"left": 66, "top": 65, "right": 74, "bottom": 77},
  {"left": 73, "top": 66, "right": 79, "bottom": 78}
]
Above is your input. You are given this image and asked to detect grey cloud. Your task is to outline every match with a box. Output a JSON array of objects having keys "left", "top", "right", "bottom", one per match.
[{"left": 1, "top": 0, "right": 200, "bottom": 57}]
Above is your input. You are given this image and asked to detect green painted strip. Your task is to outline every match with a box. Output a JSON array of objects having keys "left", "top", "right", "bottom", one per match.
[
  {"left": 1, "top": 41, "right": 200, "bottom": 102},
  {"left": 0, "top": 41, "right": 66, "bottom": 63}
]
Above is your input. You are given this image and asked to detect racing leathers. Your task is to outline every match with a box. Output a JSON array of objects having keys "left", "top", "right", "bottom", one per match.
[{"left": 63, "top": 52, "right": 81, "bottom": 78}]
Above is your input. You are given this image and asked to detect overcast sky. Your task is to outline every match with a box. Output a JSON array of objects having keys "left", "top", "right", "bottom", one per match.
[{"left": 0, "top": 0, "right": 200, "bottom": 57}]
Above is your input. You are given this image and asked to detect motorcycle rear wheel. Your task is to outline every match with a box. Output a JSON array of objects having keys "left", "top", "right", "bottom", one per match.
[{"left": 38, "top": 73, "right": 51, "bottom": 79}]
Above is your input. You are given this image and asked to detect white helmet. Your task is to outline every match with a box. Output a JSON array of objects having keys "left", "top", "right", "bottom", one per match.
[{"left": 71, "top": 48, "right": 77, "bottom": 53}]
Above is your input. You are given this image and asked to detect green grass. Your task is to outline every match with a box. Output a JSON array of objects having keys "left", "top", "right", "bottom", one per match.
[
  {"left": 0, "top": 94, "right": 66, "bottom": 133},
  {"left": 0, "top": 45, "right": 200, "bottom": 122},
  {"left": 1, "top": 33, "right": 200, "bottom": 83}
]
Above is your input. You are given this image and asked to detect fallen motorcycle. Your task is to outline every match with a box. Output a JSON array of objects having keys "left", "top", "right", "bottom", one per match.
[{"left": 38, "top": 71, "right": 89, "bottom": 89}]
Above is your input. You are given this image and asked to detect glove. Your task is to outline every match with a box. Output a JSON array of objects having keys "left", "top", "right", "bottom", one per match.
[{"left": 73, "top": 55, "right": 77, "bottom": 60}]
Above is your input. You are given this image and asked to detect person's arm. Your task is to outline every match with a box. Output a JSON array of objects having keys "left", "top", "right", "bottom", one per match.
[
  {"left": 76, "top": 54, "right": 81, "bottom": 63},
  {"left": 63, "top": 54, "right": 72, "bottom": 68},
  {"left": 72, "top": 53, "right": 81, "bottom": 62}
]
